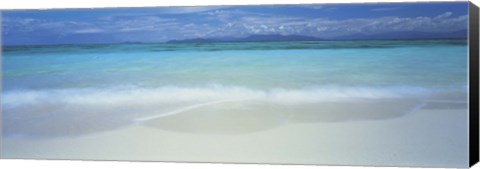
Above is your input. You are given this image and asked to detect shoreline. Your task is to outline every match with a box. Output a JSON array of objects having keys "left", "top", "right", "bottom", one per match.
[{"left": 2, "top": 106, "right": 468, "bottom": 168}]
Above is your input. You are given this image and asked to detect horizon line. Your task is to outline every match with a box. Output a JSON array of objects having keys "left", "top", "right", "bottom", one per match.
[{"left": 2, "top": 37, "right": 468, "bottom": 47}]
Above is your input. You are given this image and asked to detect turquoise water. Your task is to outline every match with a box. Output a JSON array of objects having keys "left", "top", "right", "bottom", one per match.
[
  {"left": 1, "top": 40, "right": 468, "bottom": 138},
  {"left": 3, "top": 40, "right": 468, "bottom": 90}
]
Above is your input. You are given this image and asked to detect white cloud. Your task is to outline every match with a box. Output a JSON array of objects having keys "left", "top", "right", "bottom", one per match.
[
  {"left": 73, "top": 28, "right": 104, "bottom": 34},
  {"left": 3, "top": 9, "right": 468, "bottom": 41},
  {"left": 301, "top": 5, "right": 324, "bottom": 10},
  {"left": 157, "top": 6, "right": 226, "bottom": 14},
  {"left": 371, "top": 7, "right": 401, "bottom": 11},
  {"left": 108, "top": 16, "right": 178, "bottom": 32},
  {"left": 435, "top": 12, "right": 453, "bottom": 19},
  {"left": 198, "top": 12, "right": 468, "bottom": 38}
]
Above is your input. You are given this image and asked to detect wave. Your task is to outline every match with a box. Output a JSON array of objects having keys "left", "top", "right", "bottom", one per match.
[
  {"left": 2, "top": 84, "right": 465, "bottom": 138},
  {"left": 2, "top": 84, "right": 433, "bottom": 107}
]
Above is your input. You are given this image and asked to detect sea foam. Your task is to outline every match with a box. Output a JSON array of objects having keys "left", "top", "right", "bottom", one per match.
[
  {"left": 0, "top": 85, "right": 445, "bottom": 138},
  {"left": 2, "top": 84, "right": 432, "bottom": 107}
]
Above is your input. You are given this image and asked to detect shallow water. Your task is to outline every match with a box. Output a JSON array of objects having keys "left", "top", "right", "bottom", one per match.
[{"left": 1, "top": 40, "right": 469, "bottom": 138}]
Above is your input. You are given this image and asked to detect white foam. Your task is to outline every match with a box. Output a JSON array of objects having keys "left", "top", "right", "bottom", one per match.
[
  {"left": 2, "top": 85, "right": 431, "bottom": 107},
  {"left": 133, "top": 99, "right": 244, "bottom": 122}
]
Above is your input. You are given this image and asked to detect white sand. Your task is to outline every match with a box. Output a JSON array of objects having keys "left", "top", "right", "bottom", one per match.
[{"left": 1, "top": 102, "right": 468, "bottom": 168}]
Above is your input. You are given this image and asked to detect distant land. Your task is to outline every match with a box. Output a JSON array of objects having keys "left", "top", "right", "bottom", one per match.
[
  {"left": 2, "top": 30, "right": 467, "bottom": 46},
  {"left": 167, "top": 30, "right": 467, "bottom": 43},
  {"left": 167, "top": 34, "right": 324, "bottom": 43}
]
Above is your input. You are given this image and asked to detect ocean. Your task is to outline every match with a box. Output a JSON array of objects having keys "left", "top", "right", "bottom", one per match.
[{"left": 2, "top": 39, "right": 469, "bottom": 138}]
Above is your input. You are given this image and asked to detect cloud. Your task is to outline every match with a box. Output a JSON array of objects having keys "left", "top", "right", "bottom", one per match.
[
  {"left": 3, "top": 8, "right": 468, "bottom": 43},
  {"left": 73, "top": 28, "right": 104, "bottom": 34},
  {"left": 107, "top": 16, "right": 178, "bottom": 32},
  {"left": 304, "top": 5, "right": 324, "bottom": 10},
  {"left": 300, "top": 5, "right": 336, "bottom": 11},
  {"left": 435, "top": 12, "right": 453, "bottom": 19},
  {"left": 371, "top": 7, "right": 402, "bottom": 11},
  {"left": 156, "top": 6, "right": 226, "bottom": 14},
  {"left": 189, "top": 9, "right": 466, "bottom": 38},
  {"left": 4, "top": 15, "right": 181, "bottom": 34},
  {"left": 2, "top": 17, "right": 94, "bottom": 34}
]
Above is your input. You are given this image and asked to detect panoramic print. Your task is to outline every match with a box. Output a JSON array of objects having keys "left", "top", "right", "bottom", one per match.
[{"left": 1, "top": 2, "right": 470, "bottom": 167}]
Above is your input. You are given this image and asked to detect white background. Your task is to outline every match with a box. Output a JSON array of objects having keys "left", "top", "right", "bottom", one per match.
[{"left": 0, "top": 0, "right": 479, "bottom": 169}]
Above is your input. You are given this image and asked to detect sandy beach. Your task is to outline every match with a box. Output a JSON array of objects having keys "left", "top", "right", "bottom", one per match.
[{"left": 2, "top": 100, "right": 468, "bottom": 168}]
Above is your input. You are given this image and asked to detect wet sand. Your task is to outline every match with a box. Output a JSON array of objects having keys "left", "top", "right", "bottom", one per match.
[{"left": 1, "top": 99, "right": 468, "bottom": 168}]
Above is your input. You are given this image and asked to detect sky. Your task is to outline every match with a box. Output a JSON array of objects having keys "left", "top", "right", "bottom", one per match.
[{"left": 2, "top": 2, "right": 469, "bottom": 45}]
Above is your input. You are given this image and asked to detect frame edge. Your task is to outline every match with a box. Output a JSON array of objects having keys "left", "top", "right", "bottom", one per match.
[{"left": 469, "top": 1, "right": 479, "bottom": 168}]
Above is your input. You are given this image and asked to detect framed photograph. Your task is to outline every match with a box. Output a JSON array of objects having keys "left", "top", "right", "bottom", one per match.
[{"left": 1, "top": 1, "right": 479, "bottom": 168}]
